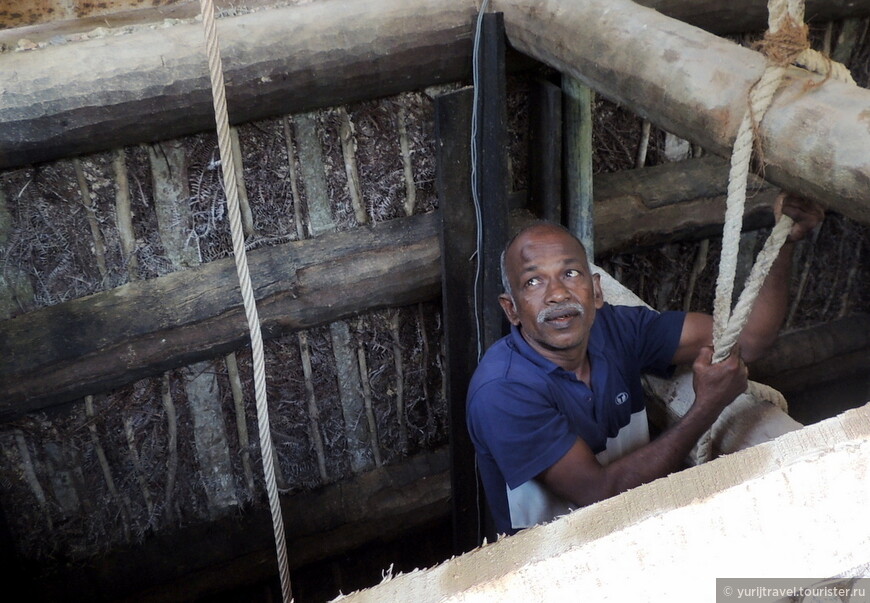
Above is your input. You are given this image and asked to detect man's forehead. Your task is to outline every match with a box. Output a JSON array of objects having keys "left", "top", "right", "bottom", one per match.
[{"left": 509, "top": 225, "right": 587, "bottom": 263}]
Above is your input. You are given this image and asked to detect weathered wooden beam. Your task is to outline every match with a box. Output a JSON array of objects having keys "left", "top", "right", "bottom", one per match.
[
  {"left": 496, "top": 0, "right": 870, "bottom": 225},
  {"left": 635, "top": 0, "right": 870, "bottom": 35},
  {"left": 27, "top": 447, "right": 450, "bottom": 603},
  {"left": 0, "top": 212, "right": 441, "bottom": 419},
  {"left": 436, "top": 87, "right": 487, "bottom": 554},
  {"left": 0, "top": 0, "right": 477, "bottom": 169},
  {"left": 5, "top": 0, "right": 869, "bottom": 47},
  {"left": 593, "top": 155, "right": 779, "bottom": 255}
]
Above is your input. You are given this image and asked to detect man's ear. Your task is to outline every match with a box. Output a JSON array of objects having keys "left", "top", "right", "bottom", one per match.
[
  {"left": 498, "top": 293, "right": 520, "bottom": 325},
  {"left": 592, "top": 273, "right": 604, "bottom": 309}
]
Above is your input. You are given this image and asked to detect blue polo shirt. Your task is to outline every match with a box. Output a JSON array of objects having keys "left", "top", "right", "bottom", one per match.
[{"left": 466, "top": 303, "right": 685, "bottom": 535}]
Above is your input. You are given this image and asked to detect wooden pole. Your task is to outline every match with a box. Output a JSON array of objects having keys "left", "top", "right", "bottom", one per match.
[
  {"left": 562, "top": 76, "right": 595, "bottom": 256},
  {"left": 436, "top": 86, "right": 488, "bottom": 554},
  {"left": 477, "top": 12, "right": 510, "bottom": 352}
]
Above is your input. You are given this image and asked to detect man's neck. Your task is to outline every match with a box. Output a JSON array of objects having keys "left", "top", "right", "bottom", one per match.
[{"left": 519, "top": 329, "right": 591, "bottom": 383}]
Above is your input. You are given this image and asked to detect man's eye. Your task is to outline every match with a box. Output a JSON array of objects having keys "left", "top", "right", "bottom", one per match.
[
  {"left": 565, "top": 269, "right": 580, "bottom": 278},
  {"left": 525, "top": 277, "right": 541, "bottom": 288}
]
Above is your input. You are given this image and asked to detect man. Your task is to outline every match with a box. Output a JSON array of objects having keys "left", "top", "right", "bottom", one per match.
[{"left": 466, "top": 193, "right": 824, "bottom": 536}]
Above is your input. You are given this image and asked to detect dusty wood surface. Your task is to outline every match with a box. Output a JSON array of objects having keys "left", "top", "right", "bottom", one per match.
[
  {"left": 593, "top": 155, "right": 778, "bottom": 255},
  {"left": 5, "top": 0, "right": 869, "bottom": 43},
  {"left": 635, "top": 0, "right": 870, "bottom": 35},
  {"left": 28, "top": 447, "right": 449, "bottom": 603},
  {"left": 0, "top": 0, "right": 476, "bottom": 169},
  {"left": 0, "top": 212, "right": 441, "bottom": 419},
  {"left": 496, "top": 0, "right": 870, "bottom": 225}
]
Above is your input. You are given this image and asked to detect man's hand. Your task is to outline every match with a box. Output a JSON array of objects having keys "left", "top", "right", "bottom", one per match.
[
  {"left": 690, "top": 346, "right": 748, "bottom": 421},
  {"left": 775, "top": 192, "right": 825, "bottom": 242}
]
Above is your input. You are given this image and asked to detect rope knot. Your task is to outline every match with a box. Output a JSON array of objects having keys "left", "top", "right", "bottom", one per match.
[{"left": 753, "top": 15, "right": 810, "bottom": 66}]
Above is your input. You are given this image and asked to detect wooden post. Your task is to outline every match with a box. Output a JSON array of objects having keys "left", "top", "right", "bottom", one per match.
[
  {"left": 436, "top": 87, "right": 488, "bottom": 554},
  {"left": 528, "top": 77, "right": 562, "bottom": 223},
  {"left": 477, "top": 12, "right": 510, "bottom": 350},
  {"left": 563, "top": 76, "right": 594, "bottom": 256}
]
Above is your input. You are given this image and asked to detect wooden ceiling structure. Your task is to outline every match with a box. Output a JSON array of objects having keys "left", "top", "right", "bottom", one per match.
[{"left": 2, "top": 0, "right": 869, "bottom": 600}]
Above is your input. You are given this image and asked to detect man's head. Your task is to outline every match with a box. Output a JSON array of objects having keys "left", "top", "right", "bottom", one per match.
[{"left": 499, "top": 222, "right": 603, "bottom": 361}]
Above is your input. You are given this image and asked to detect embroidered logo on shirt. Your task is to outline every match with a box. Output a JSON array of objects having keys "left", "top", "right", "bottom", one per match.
[{"left": 615, "top": 392, "right": 629, "bottom": 405}]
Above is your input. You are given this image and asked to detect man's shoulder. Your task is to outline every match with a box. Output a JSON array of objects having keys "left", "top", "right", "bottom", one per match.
[{"left": 468, "top": 335, "right": 551, "bottom": 400}]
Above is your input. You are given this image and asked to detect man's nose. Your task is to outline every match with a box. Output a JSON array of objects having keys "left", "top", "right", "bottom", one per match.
[{"left": 545, "top": 280, "right": 571, "bottom": 303}]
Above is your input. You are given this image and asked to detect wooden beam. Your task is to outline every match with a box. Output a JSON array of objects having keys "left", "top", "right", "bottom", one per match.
[
  {"left": 0, "top": 212, "right": 441, "bottom": 419},
  {"left": 634, "top": 0, "right": 870, "bottom": 36},
  {"left": 0, "top": 0, "right": 476, "bottom": 169},
  {"left": 6, "top": 0, "right": 869, "bottom": 47},
  {"left": 593, "top": 155, "right": 779, "bottom": 254},
  {"left": 497, "top": 0, "right": 870, "bottom": 225},
  {"left": 563, "top": 76, "right": 595, "bottom": 255}
]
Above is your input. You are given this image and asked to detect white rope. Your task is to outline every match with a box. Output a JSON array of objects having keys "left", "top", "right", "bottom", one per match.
[
  {"left": 198, "top": 2, "right": 292, "bottom": 600},
  {"left": 700, "top": 0, "right": 854, "bottom": 463}
]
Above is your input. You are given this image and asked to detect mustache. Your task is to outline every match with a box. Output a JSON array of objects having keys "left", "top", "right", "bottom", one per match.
[{"left": 537, "top": 302, "right": 585, "bottom": 324}]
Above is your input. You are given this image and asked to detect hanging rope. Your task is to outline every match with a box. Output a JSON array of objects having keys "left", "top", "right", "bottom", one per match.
[
  {"left": 713, "top": 0, "right": 855, "bottom": 365},
  {"left": 197, "top": 2, "right": 292, "bottom": 600},
  {"left": 700, "top": 0, "right": 854, "bottom": 463}
]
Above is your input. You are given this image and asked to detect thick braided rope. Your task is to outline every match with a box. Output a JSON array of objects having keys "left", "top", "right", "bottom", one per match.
[
  {"left": 199, "top": 2, "right": 292, "bottom": 601},
  {"left": 713, "top": 0, "right": 854, "bottom": 366},
  {"left": 700, "top": 0, "right": 853, "bottom": 463}
]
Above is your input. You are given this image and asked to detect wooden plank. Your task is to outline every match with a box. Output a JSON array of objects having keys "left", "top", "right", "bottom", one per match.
[
  {"left": 435, "top": 86, "right": 488, "bottom": 554},
  {"left": 0, "top": 212, "right": 441, "bottom": 419}
]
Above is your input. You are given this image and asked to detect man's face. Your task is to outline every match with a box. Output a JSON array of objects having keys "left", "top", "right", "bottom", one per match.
[{"left": 499, "top": 225, "right": 603, "bottom": 359}]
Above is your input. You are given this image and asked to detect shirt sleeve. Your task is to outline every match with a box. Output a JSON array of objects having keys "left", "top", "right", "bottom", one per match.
[
  {"left": 637, "top": 308, "right": 685, "bottom": 375},
  {"left": 468, "top": 379, "right": 578, "bottom": 489},
  {"left": 600, "top": 305, "right": 685, "bottom": 376}
]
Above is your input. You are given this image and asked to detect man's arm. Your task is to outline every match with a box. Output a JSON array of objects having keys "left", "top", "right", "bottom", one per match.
[
  {"left": 538, "top": 345, "right": 747, "bottom": 508},
  {"left": 672, "top": 192, "right": 825, "bottom": 366}
]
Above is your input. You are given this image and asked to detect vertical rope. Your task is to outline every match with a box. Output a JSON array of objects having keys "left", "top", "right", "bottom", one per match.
[
  {"left": 700, "top": 0, "right": 853, "bottom": 463},
  {"left": 712, "top": 0, "right": 854, "bottom": 364},
  {"left": 197, "top": 2, "right": 291, "bottom": 600}
]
